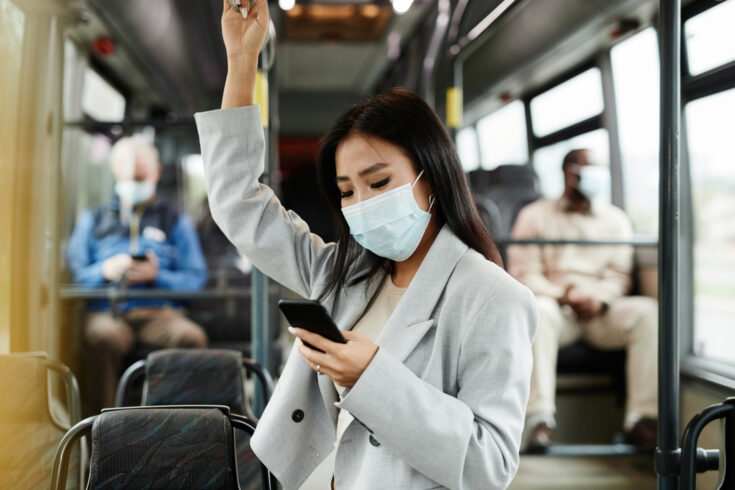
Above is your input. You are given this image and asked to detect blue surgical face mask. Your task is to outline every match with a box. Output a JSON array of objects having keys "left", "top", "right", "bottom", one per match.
[
  {"left": 577, "top": 165, "right": 609, "bottom": 201},
  {"left": 342, "top": 170, "right": 434, "bottom": 262},
  {"left": 115, "top": 180, "right": 155, "bottom": 205}
]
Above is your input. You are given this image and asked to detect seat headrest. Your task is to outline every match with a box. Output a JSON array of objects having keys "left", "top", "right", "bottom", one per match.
[
  {"left": 489, "top": 164, "right": 538, "bottom": 188},
  {"left": 144, "top": 349, "right": 246, "bottom": 414},
  {"left": 88, "top": 407, "right": 238, "bottom": 489}
]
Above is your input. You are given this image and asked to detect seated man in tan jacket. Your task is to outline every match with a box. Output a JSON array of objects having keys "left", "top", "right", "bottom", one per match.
[{"left": 508, "top": 149, "right": 657, "bottom": 450}]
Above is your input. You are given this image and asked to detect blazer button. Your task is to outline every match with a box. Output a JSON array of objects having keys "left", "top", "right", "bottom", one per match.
[
  {"left": 368, "top": 434, "right": 380, "bottom": 447},
  {"left": 292, "top": 409, "right": 304, "bottom": 423}
]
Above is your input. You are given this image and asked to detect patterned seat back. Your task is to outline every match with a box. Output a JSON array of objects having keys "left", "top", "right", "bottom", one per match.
[
  {"left": 141, "top": 349, "right": 262, "bottom": 489},
  {"left": 143, "top": 349, "right": 246, "bottom": 413},
  {"left": 88, "top": 406, "right": 238, "bottom": 489},
  {"left": 0, "top": 353, "right": 79, "bottom": 489}
]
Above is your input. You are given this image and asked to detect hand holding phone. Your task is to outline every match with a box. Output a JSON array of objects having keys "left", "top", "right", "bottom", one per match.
[{"left": 278, "top": 300, "right": 345, "bottom": 353}]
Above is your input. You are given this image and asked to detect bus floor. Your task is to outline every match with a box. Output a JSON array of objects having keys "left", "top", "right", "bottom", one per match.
[
  {"left": 511, "top": 454, "right": 655, "bottom": 489},
  {"left": 513, "top": 386, "right": 656, "bottom": 489}
]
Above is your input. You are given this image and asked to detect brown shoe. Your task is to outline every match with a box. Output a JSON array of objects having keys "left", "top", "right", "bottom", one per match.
[
  {"left": 624, "top": 417, "right": 657, "bottom": 450},
  {"left": 527, "top": 422, "right": 554, "bottom": 452}
]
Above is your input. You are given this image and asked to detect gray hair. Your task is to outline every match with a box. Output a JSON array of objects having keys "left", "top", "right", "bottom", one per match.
[{"left": 109, "top": 135, "right": 159, "bottom": 178}]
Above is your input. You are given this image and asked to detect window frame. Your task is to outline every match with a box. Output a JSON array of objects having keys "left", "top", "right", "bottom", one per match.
[
  {"left": 679, "top": 0, "right": 735, "bottom": 388},
  {"left": 522, "top": 57, "right": 624, "bottom": 207},
  {"left": 473, "top": 99, "right": 529, "bottom": 170}
]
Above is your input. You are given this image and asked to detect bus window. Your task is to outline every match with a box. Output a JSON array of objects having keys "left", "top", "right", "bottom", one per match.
[
  {"left": 530, "top": 67, "right": 604, "bottom": 137},
  {"left": 475, "top": 100, "right": 528, "bottom": 169},
  {"left": 456, "top": 126, "right": 480, "bottom": 172},
  {"left": 81, "top": 68, "right": 126, "bottom": 122},
  {"left": 686, "top": 87, "right": 735, "bottom": 365},
  {"left": 182, "top": 153, "right": 208, "bottom": 220},
  {"left": 532, "top": 128, "right": 610, "bottom": 200},
  {"left": 611, "top": 27, "right": 660, "bottom": 234},
  {"left": 685, "top": 0, "right": 735, "bottom": 76}
]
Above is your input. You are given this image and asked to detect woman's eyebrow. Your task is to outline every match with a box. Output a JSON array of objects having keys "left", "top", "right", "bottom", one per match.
[{"left": 336, "top": 162, "right": 389, "bottom": 182}]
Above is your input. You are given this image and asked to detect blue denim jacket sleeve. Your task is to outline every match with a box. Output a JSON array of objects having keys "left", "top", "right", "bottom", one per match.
[
  {"left": 67, "top": 210, "right": 106, "bottom": 286},
  {"left": 154, "top": 215, "right": 208, "bottom": 290}
]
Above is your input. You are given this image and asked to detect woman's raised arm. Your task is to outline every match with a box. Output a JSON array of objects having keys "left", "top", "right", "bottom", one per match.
[
  {"left": 195, "top": 0, "right": 335, "bottom": 299},
  {"left": 220, "top": 0, "right": 268, "bottom": 109}
]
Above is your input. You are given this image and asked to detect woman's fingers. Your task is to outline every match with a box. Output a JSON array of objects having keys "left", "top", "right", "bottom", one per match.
[
  {"left": 289, "top": 327, "right": 338, "bottom": 353},
  {"left": 248, "top": 0, "right": 266, "bottom": 18},
  {"left": 341, "top": 330, "right": 364, "bottom": 342},
  {"left": 296, "top": 341, "right": 333, "bottom": 374}
]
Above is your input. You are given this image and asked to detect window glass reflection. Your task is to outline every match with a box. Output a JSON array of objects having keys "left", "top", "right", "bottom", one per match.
[
  {"left": 686, "top": 88, "right": 735, "bottom": 364},
  {"left": 476, "top": 100, "right": 528, "bottom": 169},
  {"left": 685, "top": 0, "right": 735, "bottom": 75},
  {"left": 530, "top": 68, "right": 604, "bottom": 137},
  {"left": 456, "top": 126, "right": 480, "bottom": 172},
  {"left": 611, "top": 27, "right": 660, "bottom": 234}
]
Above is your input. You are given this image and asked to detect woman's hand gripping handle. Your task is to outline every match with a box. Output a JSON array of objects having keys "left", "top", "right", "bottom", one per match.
[{"left": 221, "top": 0, "right": 269, "bottom": 109}]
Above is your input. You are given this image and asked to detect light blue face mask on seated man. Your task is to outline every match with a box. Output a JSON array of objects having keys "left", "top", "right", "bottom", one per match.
[{"left": 342, "top": 170, "right": 435, "bottom": 262}]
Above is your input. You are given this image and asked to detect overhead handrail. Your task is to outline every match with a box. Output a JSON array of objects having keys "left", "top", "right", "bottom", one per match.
[
  {"left": 421, "top": 0, "right": 450, "bottom": 108},
  {"left": 449, "top": 0, "right": 525, "bottom": 61},
  {"left": 498, "top": 238, "right": 659, "bottom": 247}
]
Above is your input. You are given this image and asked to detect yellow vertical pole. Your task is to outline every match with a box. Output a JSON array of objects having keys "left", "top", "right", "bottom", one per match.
[
  {"left": 446, "top": 87, "right": 463, "bottom": 129},
  {"left": 254, "top": 70, "right": 269, "bottom": 128}
]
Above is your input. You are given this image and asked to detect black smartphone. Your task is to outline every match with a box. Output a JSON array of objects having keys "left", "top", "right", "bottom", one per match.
[
  {"left": 131, "top": 254, "right": 147, "bottom": 262},
  {"left": 278, "top": 299, "right": 346, "bottom": 352}
]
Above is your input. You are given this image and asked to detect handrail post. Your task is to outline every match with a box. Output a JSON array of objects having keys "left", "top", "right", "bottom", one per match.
[
  {"left": 251, "top": 20, "right": 277, "bottom": 419},
  {"left": 656, "top": 0, "right": 681, "bottom": 489}
]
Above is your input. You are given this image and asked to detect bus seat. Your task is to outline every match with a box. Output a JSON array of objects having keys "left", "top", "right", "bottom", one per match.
[
  {"left": 556, "top": 342, "right": 626, "bottom": 403},
  {"left": 114, "top": 349, "right": 274, "bottom": 490},
  {"left": 0, "top": 353, "right": 82, "bottom": 489},
  {"left": 469, "top": 165, "right": 541, "bottom": 237},
  {"left": 473, "top": 193, "right": 503, "bottom": 238},
  {"left": 487, "top": 164, "right": 542, "bottom": 236},
  {"left": 51, "top": 406, "right": 278, "bottom": 490}
]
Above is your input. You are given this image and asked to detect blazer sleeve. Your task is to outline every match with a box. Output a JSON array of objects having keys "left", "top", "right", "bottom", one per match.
[
  {"left": 337, "top": 285, "right": 538, "bottom": 490},
  {"left": 194, "top": 106, "right": 335, "bottom": 299}
]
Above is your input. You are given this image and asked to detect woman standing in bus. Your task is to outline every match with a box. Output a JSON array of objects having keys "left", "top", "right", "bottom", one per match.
[{"left": 195, "top": 1, "right": 537, "bottom": 488}]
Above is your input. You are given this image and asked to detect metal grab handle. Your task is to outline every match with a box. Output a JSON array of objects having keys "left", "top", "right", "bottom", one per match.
[
  {"left": 680, "top": 398, "right": 735, "bottom": 489},
  {"left": 50, "top": 416, "right": 96, "bottom": 490},
  {"left": 230, "top": 414, "right": 278, "bottom": 490}
]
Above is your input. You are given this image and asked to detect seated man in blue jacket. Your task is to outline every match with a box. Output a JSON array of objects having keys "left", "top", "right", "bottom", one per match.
[{"left": 67, "top": 135, "right": 208, "bottom": 409}]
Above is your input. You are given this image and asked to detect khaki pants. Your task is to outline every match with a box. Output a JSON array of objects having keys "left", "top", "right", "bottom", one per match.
[
  {"left": 526, "top": 296, "right": 658, "bottom": 427},
  {"left": 85, "top": 307, "right": 207, "bottom": 409}
]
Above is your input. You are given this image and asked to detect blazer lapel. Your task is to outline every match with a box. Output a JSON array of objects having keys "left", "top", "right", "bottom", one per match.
[
  {"left": 317, "top": 227, "right": 467, "bottom": 419},
  {"left": 374, "top": 226, "right": 468, "bottom": 363}
]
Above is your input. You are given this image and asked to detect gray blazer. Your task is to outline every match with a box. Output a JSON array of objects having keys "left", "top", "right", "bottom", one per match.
[{"left": 195, "top": 106, "right": 538, "bottom": 490}]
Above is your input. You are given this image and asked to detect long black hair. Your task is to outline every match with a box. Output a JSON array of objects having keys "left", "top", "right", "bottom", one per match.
[{"left": 316, "top": 87, "right": 502, "bottom": 300}]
